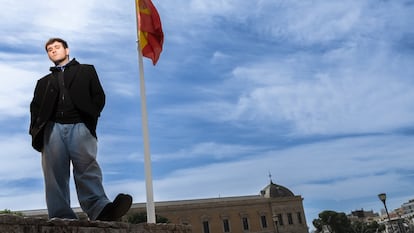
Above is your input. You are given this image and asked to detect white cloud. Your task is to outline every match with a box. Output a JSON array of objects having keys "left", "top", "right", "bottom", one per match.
[
  {"left": 153, "top": 142, "right": 262, "bottom": 161},
  {"left": 0, "top": 134, "right": 41, "bottom": 180},
  {"left": 0, "top": 64, "right": 38, "bottom": 119},
  {"left": 281, "top": 1, "right": 364, "bottom": 44},
  {"left": 0, "top": 191, "right": 45, "bottom": 212},
  {"left": 212, "top": 38, "right": 414, "bottom": 135},
  {"left": 145, "top": 134, "right": 414, "bottom": 204}
]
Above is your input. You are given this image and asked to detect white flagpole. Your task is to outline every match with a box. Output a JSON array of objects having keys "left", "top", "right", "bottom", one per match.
[{"left": 135, "top": 0, "right": 156, "bottom": 224}]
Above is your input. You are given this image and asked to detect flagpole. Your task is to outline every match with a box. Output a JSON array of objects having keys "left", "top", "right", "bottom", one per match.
[{"left": 135, "top": 0, "right": 156, "bottom": 224}]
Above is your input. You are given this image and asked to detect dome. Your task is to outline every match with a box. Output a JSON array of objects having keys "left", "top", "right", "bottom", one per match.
[{"left": 260, "top": 180, "right": 294, "bottom": 198}]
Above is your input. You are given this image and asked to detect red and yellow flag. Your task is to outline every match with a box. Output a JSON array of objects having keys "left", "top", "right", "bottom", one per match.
[{"left": 136, "top": 0, "right": 164, "bottom": 65}]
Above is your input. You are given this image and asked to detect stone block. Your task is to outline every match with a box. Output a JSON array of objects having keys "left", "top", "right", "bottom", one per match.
[{"left": 0, "top": 215, "right": 192, "bottom": 233}]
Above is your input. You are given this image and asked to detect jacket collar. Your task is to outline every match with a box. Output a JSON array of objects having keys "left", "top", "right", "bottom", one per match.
[
  {"left": 49, "top": 58, "right": 79, "bottom": 72},
  {"left": 48, "top": 58, "right": 81, "bottom": 89}
]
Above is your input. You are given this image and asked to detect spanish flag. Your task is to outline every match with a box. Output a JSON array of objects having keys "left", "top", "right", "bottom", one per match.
[{"left": 136, "top": 0, "right": 164, "bottom": 65}]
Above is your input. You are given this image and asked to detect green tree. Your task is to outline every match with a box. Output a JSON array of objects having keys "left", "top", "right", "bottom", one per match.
[
  {"left": 127, "top": 212, "right": 169, "bottom": 224},
  {"left": 313, "top": 210, "right": 352, "bottom": 233},
  {"left": 351, "top": 220, "right": 384, "bottom": 233},
  {"left": 0, "top": 209, "right": 23, "bottom": 216}
]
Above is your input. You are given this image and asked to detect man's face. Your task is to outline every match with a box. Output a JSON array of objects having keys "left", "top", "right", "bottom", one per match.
[{"left": 46, "top": 41, "right": 69, "bottom": 65}]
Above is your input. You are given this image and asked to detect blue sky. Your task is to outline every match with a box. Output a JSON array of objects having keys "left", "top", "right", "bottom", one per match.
[{"left": 1, "top": 0, "right": 414, "bottom": 229}]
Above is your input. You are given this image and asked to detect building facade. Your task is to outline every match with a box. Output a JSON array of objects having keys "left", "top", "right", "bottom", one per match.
[
  {"left": 22, "top": 181, "right": 309, "bottom": 233},
  {"left": 127, "top": 181, "right": 309, "bottom": 233},
  {"left": 348, "top": 209, "right": 379, "bottom": 223},
  {"left": 402, "top": 199, "right": 414, "bottom": 216}
]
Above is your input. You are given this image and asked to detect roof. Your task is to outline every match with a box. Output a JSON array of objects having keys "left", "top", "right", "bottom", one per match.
[{"left": 260, "top": 180, "right": 295, "bottom": 198}]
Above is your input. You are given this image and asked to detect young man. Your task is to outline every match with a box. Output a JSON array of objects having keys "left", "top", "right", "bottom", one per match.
[{"left": 29, "top": 38, "right": 132, "bottom": 221}]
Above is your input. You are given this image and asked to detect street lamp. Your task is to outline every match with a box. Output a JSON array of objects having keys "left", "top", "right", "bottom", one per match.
[{"left": 378, "top": 193, "right": 395, "bottom": 233}]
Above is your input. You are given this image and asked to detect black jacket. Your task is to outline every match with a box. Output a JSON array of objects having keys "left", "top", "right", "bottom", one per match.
[{"left": 29, "top": 58, "right": 105, "bottom": 152}]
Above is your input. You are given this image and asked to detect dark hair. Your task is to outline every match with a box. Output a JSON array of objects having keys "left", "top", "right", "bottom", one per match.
[{"left": 45, "top": 38, "right": 68, "bottom": 51}]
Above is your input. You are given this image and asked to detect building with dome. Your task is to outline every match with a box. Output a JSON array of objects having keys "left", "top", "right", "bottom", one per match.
[
  {"left": 22, "top": 179, "right": 309, "bottom": 233},
  {"left": 127, "top": 180, "right": 309, "bottom": 233}
]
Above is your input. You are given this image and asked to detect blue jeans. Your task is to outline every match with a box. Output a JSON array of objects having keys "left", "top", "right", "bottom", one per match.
[{"left": 42, "top": 122, "right": 110, "bottom": 220}]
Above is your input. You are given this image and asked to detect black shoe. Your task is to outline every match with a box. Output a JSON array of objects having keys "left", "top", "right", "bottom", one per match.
[{"left": 96, "top": 193, "right": 133, "bottom": 221}]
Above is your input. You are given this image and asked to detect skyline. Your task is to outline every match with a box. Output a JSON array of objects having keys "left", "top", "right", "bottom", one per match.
[{"left": 1, "top": 0, "right": 414, "bottom": 230}]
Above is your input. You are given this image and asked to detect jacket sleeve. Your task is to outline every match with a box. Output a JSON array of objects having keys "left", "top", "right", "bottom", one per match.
[
  {"left": 88, "top": 65, "right": 105, "bottom": 116},
  {"left": 29, "top": 81, "right": 42, "bottom": 134},
  {"left": 69, "top": 64, "right": 105, "bottom": 119},
  {"left": 29, "top": 76, "right": 58, "bottom": 152}
]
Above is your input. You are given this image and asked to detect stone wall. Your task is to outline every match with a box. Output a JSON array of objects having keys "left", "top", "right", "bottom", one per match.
[{"left": 0, "top": 214, "right": 192, "bottom": 233}]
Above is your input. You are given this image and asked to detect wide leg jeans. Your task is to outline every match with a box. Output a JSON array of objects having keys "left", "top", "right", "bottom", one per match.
[{"left": 42, "top": 122, "right": 110, "bottom": 220}]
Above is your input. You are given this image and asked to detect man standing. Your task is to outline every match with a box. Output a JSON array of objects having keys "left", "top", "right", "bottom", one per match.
[{"left": 29, "top": 38, "right": 132, "bottom": 221}]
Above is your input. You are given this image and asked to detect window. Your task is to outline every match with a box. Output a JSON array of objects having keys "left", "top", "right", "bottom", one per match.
[
  {"left": 242, "top": 217, "right": 249, "bottom": 230},
  {"left": 203, "top": 220, "right": 210, "bottom": 233},
  {"left": 297, "top": 212, "right": 303, "bottom": 224},
  {"left": 223, "top": 219, "right": 230, "bottom": 232},
  {"left": 287, "top": 213, "right": 293, "bottom": 225},
  {"left": 277, "top": 214, "right": 284, "bottom": 226},
  {"left": 260, "top": 215, "right": 268, "bottom": 228}
]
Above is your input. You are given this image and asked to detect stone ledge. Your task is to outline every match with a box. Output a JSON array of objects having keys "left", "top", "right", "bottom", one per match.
[{"left": 0, "top": 214, "right": 192, "bottom": 233}]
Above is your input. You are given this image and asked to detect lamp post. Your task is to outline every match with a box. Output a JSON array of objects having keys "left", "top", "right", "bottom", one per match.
[{"left": 378, "top": 193, "right": 395, "bottom": 233}]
